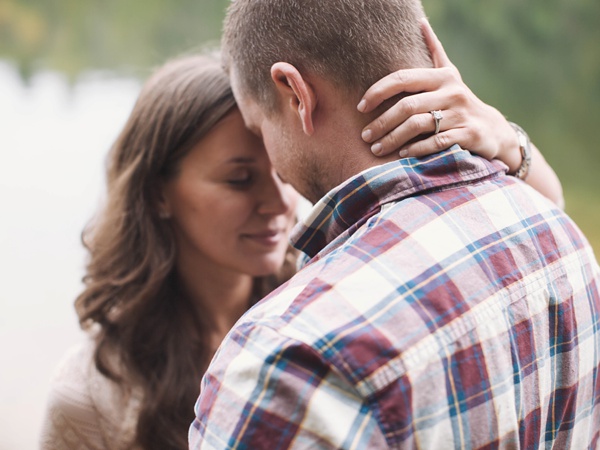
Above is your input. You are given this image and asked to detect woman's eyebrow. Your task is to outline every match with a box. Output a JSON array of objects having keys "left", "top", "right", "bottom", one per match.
[{"left": 225, "top": 156, "right": 256, "bottom": 164}]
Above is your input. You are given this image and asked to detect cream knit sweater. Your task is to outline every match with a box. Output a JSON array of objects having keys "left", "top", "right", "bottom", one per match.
[{"left": 40, "top": 338, "right": 143, "bottom": 449}]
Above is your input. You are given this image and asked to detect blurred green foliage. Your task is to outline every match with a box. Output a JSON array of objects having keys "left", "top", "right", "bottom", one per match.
[
  {"left": 1, "top": 0, "right": 598, "bottom": 253},
  {"left": 0, "top": 0, "right": 229, "bottom": 79}
]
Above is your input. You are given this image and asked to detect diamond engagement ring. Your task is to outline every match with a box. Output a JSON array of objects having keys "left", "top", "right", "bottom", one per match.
[{"left": 430, "top": 110, "right": 443, "bottom": 135}]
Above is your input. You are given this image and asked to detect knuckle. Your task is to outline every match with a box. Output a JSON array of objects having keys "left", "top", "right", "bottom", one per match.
[
  {"left": 410, "top": 141, "right": 426, "bottom": 156},
  {"left": 409, "top": 115, "right": 425, "bottom": 133},
  {"left": 370, "top": 86, "right": 384, "bottom": 101},
  {"left": 465, "top": 125, "right": 478, "bottom": 143},
  {"left": 440, "top": 66, "right": 455, "bottom": 80},
  {"left": 401, "top": 97, "right": 417, "bottom": 116},
  {"left": 434, "top": 133, "right": 451, "bottom": 150},
  {"left": 374, "top": 115, "right": 388, "bottom": 132},
  {"left": 470, "top": 125, "right": 488, "bottom": 150},
  {"left": 449, "top": 87, "right": 468, "bottom": 105},
  {"left": 450, "top": 65, "right": 461, "bottom": 78},
  {"left": 442, "top": 65, "right": 460, "bottom": 80},
  {"left": 395, "top": 126, "right": 412, "bottom": 145},
  {"left": 382, "top": 131, "right": 401, "bottom": 151},
  {"left": 393, "top": 70, "right": 409, "bottom": 86},
  {"left": 453, "top": 109, "right": 467, "bottom": 123}
]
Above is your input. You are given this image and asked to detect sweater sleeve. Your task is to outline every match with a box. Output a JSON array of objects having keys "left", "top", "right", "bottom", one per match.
[{"left": 40, "top": 341, "right": 110, "bottom": 450}]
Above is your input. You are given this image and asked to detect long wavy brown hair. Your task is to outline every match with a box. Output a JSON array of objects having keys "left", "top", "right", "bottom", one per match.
[{"left": 75, "top": 52, "right": 296, "bottom": 449}]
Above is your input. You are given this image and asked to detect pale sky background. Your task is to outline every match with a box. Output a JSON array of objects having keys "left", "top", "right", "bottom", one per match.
[{"left": 0, "top": 60, "right": 141, "bottom": 449}]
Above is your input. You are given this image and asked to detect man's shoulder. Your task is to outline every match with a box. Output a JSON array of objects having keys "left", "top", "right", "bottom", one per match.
[
  {"left": 226, "top": 249, "right": 430, "bottom": 393},
  {"left": 243, "top": 172, "right": 594, "bottom": 364}
]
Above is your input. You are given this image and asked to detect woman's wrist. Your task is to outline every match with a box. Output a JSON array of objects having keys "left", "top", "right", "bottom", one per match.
[{"left": 507, "top": 122, "right": 532, "bottom": 180}]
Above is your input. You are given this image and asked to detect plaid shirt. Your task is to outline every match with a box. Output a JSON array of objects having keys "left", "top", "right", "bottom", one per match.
[{"left": 190, "top": 146, "right": 600, "bottom": 449}]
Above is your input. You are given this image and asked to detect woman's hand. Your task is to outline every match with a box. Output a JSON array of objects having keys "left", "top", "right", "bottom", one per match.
[
  {"left": 358, "top": 18, "right": 516, "bottom": 161},
  {"left": 358, "top": 18, "right": 564, "bottom": 209}
]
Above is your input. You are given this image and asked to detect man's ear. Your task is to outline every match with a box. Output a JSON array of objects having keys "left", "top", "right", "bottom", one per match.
[{"left": 270, "top": 62, "right": 316, "bottom": 136}]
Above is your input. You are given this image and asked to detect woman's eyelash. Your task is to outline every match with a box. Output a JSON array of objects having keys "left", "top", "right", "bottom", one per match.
[{"left": 227, "top": 172, "right": 253, "bottom": 186}]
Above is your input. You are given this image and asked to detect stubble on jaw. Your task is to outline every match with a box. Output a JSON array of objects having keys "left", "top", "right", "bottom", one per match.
[
  {"left": 296, "top": 144, "right": 362, "bottom": 204},
  {"left": 284, "top": 139, "right": 331, "bottom": 204},
  {"left": 303, "top": 168, "right": 327, "bottom": 204}
]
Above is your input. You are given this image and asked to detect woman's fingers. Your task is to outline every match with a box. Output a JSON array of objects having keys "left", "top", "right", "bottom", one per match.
[
  {"left": 369, "top": 109, "right": 464, "bottom": 157},
  {"left": 420, "top": 18, "right": 454, "bottom": 70},
  {"left": 359, "top": 19, "right": 505, "bottom": 161},
  {"left": 357, "top": 20, "right": 459, "bottom": 114},
  {"left": 358, "top": 67, "right": 453, "bottom": 114},
  {"left": 362, "top": 90, "right": 448, "bottom": 144},
  {"left": 399, "top": 127, "right": 483, "bottom": 159},
  {"left": 370, "top": 112, "right": 440, "bottom": 156},
  {"left": 400, "top": 129, "right": 462, "bottom": 158},
  {"left": 361, "top": 71, "right": 469, "bottom": 145}
]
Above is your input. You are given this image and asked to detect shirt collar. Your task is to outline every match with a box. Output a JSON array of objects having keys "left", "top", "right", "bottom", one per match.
[{"left": 291, "top": 145, "right": 507, "bottom": 259}]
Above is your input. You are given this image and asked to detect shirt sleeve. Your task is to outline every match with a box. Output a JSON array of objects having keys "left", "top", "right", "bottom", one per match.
[{"left": 189, "top": 323, "right": 388, "bottom": 449}]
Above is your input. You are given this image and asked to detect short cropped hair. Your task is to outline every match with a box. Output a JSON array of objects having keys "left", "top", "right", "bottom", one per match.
[{"left": 222, "top": 0, "right": 433, "bottom": 112}]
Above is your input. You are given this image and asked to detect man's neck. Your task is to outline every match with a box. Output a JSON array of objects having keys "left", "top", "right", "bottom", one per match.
[{"left": 313, "top": 95, "right": 400, "bottom": 195}]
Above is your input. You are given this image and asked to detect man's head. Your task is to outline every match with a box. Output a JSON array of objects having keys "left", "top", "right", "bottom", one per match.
[{"left": 223, "top": 0, "right": 433, "bottom": 202}]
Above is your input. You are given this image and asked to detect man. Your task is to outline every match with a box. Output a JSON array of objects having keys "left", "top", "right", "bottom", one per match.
[{"left": 190, "top": 0, "right": 600, "bottom": 448}]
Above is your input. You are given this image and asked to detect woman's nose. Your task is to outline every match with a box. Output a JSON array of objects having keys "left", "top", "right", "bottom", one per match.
[{"left": 257, "top": 170, "right": 294, "bottom": 216}]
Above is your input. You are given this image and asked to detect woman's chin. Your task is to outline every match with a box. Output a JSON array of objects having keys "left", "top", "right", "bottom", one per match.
[{"left": 245, "top": 255, "right": 287, "bottom": 278}]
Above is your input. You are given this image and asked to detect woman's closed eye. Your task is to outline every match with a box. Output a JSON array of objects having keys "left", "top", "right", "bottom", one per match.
[{"left": 227, "top": 169, "right": 254, "bottom": 187}]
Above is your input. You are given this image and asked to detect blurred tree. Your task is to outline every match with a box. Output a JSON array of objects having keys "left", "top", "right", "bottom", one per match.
[
  {"left": 0, "top": 0, "right": 229, "bottom": 79},
  {"left": 425, "top": 0, "right": 600, "bottom": 252}
]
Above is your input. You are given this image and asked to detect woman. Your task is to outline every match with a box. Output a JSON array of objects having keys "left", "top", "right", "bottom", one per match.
[
  {"left": 41, "top": 38, "right": 563, "bottom": 450},
  {"left": 40, "top": 51, "right": 299, "bottom": 450}
]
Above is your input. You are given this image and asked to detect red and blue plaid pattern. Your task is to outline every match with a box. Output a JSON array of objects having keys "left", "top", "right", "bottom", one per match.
[{"left": 190, "top": 147, "right": 600, "bottom": 449}]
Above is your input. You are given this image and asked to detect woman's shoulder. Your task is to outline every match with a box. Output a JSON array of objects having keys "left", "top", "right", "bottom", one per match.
[
  {"left": 40, "top": 335, "right": 143, "bottom": 449},
  {"left": 50, "top": 336, "right": 96, "bottom": 382}
]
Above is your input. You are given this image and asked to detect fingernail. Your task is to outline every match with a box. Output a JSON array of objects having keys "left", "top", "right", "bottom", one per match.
[
  {"left": 357, "top": 99, "right": 367, "bottom": 112},
  {"left": 362, "top": 129, "right": 373, "bottom": 142},
  {"left": 399, "top": 149, "right": 409, "bottom": 158},
  {"left": 371, "top": 143, "right": 383, "bottom": 155}
]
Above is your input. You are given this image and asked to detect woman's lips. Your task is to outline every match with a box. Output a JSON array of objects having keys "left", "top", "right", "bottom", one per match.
[{"left": 243, "top": 229, "right": 284, "bottom": 246}]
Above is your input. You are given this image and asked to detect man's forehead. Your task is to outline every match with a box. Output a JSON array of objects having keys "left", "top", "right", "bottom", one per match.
[
  {"left": 229, "top": 73, "right": 262, "bottom": 134},
  {"left": 234, "top": 97, "right": 262, "bottom": 137},
  {"left": 228, "top": 68, "right": 244, "bottom": 105}
]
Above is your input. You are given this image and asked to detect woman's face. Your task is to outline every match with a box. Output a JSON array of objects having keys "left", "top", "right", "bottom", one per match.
[{"left": 161, "top": 108, "right": 299, "bottom": 278}]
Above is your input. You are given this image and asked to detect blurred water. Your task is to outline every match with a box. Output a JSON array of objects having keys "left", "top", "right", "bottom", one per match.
[{"left": 0, "top": 60, "right": 140, "bottom": 449}]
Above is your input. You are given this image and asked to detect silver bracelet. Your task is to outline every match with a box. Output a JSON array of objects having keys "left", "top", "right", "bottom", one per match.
[{"left": 508, "top": 121, "right": 532, "bottom": 180}]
